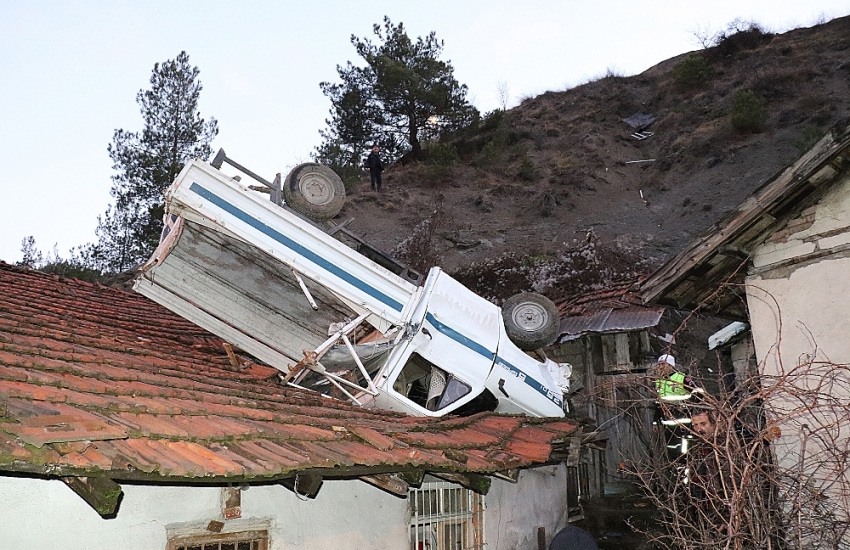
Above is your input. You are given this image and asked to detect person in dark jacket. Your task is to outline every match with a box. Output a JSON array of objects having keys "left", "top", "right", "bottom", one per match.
[{"left": 365, "top": 145, "right": 384, "bottom": 192}]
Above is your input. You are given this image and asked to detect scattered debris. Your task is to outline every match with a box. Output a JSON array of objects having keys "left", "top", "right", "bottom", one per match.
[
  {"left": 631, "top": 130, "right": 654, "bottom": 140},
  {"left": 623, "top": 112, "right": 656, "bottom": 140},
  {"left": 622, "top": 112, "right": 656, "bottom": 130}
]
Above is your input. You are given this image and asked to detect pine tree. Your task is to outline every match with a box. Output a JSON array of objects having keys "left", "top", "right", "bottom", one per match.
[
  {"left": 93, "top": 51, "right": 218, "bottom": 272},
  {"left": 316, "top": 17, "right": 477, "bottom": 167}
]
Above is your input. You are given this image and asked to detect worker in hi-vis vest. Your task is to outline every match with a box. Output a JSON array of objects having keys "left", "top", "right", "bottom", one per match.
[
  {"left": 654, "top": 354, "right": 694, "bottom": 401},
  {"left": 653, "top": 354, "right": 705, "bottom": 457}
]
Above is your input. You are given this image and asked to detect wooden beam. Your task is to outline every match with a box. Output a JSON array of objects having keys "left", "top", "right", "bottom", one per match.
[
  {"left": 280, "top": 473, "right": 323, "bottom": 499},
  {"left": 61, "top": 476, "right": 122, "bottom": 518},
  {"left": 566, "top": 433, "right": 582, "bottom": 467},
  {"left": 641, "top": 119, "right": 850, "bottom": 305},
  {"left": 359, "top": 473, "right": 410, "bottom": 497},
  {"left": 491, "top": 468, "right": 520, "bottom": 483},
  {"left": 432, "top": 473, "right": 491, "bottom": 495},
  {"left": 398, "top": 470, "right": 425, "bottom": 488}
]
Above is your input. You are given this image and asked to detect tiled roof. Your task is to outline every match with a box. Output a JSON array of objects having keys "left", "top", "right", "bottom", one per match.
[
  {"left": 0, "top": 263, "right": 577, "bottom": 486},
  {"left": 556, "top": 278, "right": 643, "bottom": 317}
]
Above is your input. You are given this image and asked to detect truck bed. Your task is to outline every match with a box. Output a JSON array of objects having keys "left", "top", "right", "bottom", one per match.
[{"left": 135, "top": 160, "right": 419, "bottom": 374}]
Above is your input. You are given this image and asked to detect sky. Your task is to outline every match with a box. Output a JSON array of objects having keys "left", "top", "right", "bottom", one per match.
[{"left": 1, "top": 1, "right": 849, "bottom": 264}]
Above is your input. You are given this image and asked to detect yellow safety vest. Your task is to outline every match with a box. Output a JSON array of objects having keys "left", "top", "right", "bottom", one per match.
[{"left": 656, "top": 372, "right": 691, "bottom": 401}]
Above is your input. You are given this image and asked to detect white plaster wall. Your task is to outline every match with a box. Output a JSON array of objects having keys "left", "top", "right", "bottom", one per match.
[
  {"left": 748, "top": 171, "right": 850, "bottom": 369},
  {"left": 485, "top": 465, "right": 568, "bottom": 550},
  {"left": 746, "top": 258, "right": 850, "bottom": 509},
  {"left": 0, "top": 476, "right": 408, "bottom": 550},
  {"left": 0, "top": 467, "right": 569, "bottom": 550},
  {"left": 746, "top": 182, "right": 850, "bottom": 500},
  {"left": 752, "top": 172, "right": 850, "bottom": 269},
  {"left": 747, "top": 250, "right": 850, "bottom": 371}
]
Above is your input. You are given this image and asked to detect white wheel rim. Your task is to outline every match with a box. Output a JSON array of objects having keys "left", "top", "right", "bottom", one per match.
[
  {"left": 299, "top": 172, "right": 335, "bottom": 206},
  {"left": 512, "top": 302, "right": 549, "bottom": 332}
]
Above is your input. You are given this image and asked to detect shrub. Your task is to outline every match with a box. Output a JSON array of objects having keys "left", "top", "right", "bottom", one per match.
[
  {"left": 517, "top": 156, "right": 540, "bottom": 182},
  {"left": 673, "top": 54, "right": 715, "bottom": 89},
  {"left": 731, "top": 90, "right": 768, "bottom": 133},
  {"left": 425, "top": 141, "right": 459, "bottom": 166},
  {"left": 535, "top": 192, "right": 557, "bottom": 217},
  {"left": 420, "top": 141, "right": 459, "bottom": 182},
  {"left": 474, "top": 126, "right": 510, "bottom": 169},
  {"left": 710, "top": 19, "right": 773, "bottom": 59},
  {"left": 480, "top": 109, "right": 505, "bottom": 132}
]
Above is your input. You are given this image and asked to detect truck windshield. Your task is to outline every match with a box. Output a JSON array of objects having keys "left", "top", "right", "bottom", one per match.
[{"left": 393, "top": 353, "right": 471, "bottom": 412}]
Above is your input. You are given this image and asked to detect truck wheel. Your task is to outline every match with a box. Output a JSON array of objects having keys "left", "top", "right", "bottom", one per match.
[
  {"left": 283, "top": 163, "right": 346, "bottom": 220},
  {"left": 502, "top": 292, "right": 560, "bottom": 350}
]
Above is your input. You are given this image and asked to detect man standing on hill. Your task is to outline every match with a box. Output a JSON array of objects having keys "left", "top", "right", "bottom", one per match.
[{"left": 365, "top": 145, "right": 384, "bottom": 192}]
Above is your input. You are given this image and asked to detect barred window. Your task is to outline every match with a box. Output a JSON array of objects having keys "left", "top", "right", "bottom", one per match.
[
  {"left": 168, "top": 530, "right": 268, "bottom": 550},
  {"left": 409, "top": 479, "right": 484, "bottom": 550}
]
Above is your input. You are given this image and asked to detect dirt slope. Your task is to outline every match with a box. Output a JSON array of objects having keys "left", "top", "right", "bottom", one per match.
[{"left": 335, "top": 16, "right": 850, "bottom": 277}]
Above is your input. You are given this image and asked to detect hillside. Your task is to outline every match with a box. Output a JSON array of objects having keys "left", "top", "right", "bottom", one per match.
[{"left": 335, "top": 16, "right": 850, "bottom": 286}]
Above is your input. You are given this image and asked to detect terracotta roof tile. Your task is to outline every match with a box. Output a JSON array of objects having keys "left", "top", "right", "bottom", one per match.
[
  {"left": 347, "top": 425, "right": 396, "bottom": 451},
  {"left": 234, "top": 439, "right": 308, "bottom": 469},
  {"left": 511, "top": 426, "right": 563, "bottom": 444},
  {"left": 80, "top": 444, "right": 114, "bottom": 469},
  {"left": 505, "top": 440, "right": 552, "bottom": 463},
  {"left": 0, "top": 262, "right": 578, "bottom": 485},
  {"left": 399, "top": 428, "right": 502, "bottom": 448},
  {"left": 112, "top": 412, "right": 192, "bottom": 438}
]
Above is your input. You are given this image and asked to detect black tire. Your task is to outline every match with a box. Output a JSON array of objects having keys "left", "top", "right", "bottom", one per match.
[
  {"left": 283, "top": 163, "right": 346, "bottom": 221},
  {"left": 502, "top": 292, "right": 560, "bottom": 350}
]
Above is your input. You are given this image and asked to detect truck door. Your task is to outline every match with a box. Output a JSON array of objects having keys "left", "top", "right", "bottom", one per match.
[{"left": 380, "top": 271, "right": 502, "bottom": 416}]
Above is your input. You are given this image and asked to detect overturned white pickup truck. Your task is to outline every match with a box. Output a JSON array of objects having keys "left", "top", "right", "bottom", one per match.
[{"left": 134, "top": 151, "right": 570, "bottom": 418}]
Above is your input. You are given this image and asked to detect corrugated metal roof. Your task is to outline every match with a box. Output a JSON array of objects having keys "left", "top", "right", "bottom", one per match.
[
  {"left": 0, "top": 263, "right": 577, "bottom": 486},
  {"left": 558, "top": 306, "right": 664, "bottom": 341}
]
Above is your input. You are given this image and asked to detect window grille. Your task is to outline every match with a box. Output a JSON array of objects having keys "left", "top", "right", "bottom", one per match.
[
  {"left": 409, "top": 479, "right": 484, "bottom": 550},
  {"left": 168, "top": 530, "right": 268, "bottom": 550}
]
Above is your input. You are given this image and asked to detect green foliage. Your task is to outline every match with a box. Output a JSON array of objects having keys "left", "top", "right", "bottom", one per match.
[
  {"left": 673, "top": 54, "right": 715, "bottom": 89},
  {"left": 425, "top": 141, "right": 459, "bottom": 166},
  {"left": 316, "top": 16, "right": 478, "bottom": 170},
  {"left": 479, "top": 109, "right": 504, "bottom": 132},
  {"left": 517, "top": 156, "right": 539, "bottom": 182},
  {"left": 420, "top": 141, "right": 459, "bottom": 182},
  {"left": 730, "top": 90, "right": 768, "bottom": 133},
  {"left": 312, "top": 140, "right": 364, "bottom": 190},
  {"left": 474, "top": 125, "right": 510, "bottom": 169},
  {"left": 17, "top": 236, "right": 42, "bottom": 268},
  {"left": 92, "top": 51, "right": 218, "bottom": 272},
  {"left": 16, "top": 236, "right": 102, "bottom": 282}
]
